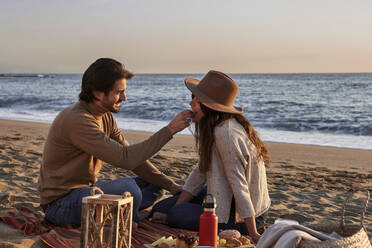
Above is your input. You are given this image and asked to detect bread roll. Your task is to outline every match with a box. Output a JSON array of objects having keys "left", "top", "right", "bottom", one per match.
[{"left": 219, "top": 229, "right": 241, "bottom": 240}]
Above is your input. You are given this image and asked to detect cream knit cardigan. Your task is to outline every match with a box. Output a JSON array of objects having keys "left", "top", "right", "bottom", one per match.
[{"left": 183, "top": 118, "right": 271, "bottom": 223}]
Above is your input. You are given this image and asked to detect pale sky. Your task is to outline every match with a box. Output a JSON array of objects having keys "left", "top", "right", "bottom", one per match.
[{"left": 1, "top": 0, "right": 371, "bottom": 73}]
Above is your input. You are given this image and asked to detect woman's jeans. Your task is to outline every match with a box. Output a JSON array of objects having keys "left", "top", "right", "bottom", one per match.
[
  {"left": 44, "top": 177, "right": 161, "bottom": 227},
  {"left": 152, "top": 186, "right": 267, "bottom": 234}
]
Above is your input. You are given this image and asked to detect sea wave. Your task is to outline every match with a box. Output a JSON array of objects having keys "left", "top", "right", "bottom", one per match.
[{"left": 0, "top": 73, "right": 371, "bottom": 148}]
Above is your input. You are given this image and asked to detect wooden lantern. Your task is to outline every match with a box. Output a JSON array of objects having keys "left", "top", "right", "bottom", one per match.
[{"left": 80, "top": 187, "right": 133, "bottom": 248}]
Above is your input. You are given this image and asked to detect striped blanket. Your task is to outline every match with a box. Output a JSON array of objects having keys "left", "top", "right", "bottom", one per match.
[{"left": 0, "top": 206, "right": 196, "bottom": 248}]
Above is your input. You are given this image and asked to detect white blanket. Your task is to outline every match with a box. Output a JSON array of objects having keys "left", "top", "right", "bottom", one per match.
[{"left": 256, "top": 219, "right": 340, "bottom": 248}]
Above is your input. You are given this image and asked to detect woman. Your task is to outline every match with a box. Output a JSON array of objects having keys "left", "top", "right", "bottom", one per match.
[{"left": 151, "top": 70, "right": 271, "bottom": 243}]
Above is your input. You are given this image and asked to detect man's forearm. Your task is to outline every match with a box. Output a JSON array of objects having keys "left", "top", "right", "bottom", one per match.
[{"left": 132, "top": 160, "right": 178, "bottom": 192}]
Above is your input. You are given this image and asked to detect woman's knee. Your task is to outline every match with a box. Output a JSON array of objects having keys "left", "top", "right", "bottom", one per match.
[
  {"left": 167, "top": 203, "right": 202, "bottom": 231},
  {"left": 152, "top": 195, "right": 179, "bottom": 213}
]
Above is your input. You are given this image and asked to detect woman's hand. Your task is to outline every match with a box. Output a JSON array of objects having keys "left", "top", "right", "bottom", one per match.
[
  {"left": 175, "top": 190, "right": 194, "bottom": 205},
  {"left": 169, "top": 183, "right": 183, "bottom": 195},
  {"left": 249, "top": 232, "right": 261, "bottom": 244},
  {"left": 244, "top": 216, "right": 261, "bottom": 244}
]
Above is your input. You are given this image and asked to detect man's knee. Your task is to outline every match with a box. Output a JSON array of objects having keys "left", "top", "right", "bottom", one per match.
[
  {"left": 117, "top": 178, "right": 142, "bottom": 205},
  {"left": 99, "top": 178, "right": 142, "bottom": 207},
  {"left": 44, "top": 188, "right": 91, "bottom": 227}
]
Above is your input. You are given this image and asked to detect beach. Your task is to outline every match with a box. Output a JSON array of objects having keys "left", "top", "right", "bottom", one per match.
[{"left": 0, "top": 118, "right": 371, "bottom": 247}]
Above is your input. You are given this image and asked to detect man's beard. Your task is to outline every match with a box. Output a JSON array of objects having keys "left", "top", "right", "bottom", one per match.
[
  {"left": 111, "top": 105, "right": 120, "bottom": 113},
  {"left": 102, "top": 100, "right": 121, "bottom": 113}
]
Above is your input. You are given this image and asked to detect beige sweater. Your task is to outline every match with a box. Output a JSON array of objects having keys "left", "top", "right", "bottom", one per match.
[
  {"left": 183, "top": 118, "right": 271, "bottom": 223},
  {"left": 38, "top": 101, "right": 177, "bottom": 205}
]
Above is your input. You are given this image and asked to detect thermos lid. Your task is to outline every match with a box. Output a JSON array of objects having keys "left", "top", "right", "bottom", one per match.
[{"left": 202, "top": 194, "right": 216, "bottom": 209}]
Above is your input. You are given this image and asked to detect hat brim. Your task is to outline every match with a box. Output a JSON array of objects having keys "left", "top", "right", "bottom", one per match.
[{"left": 185, "top": 77, "right": 243, "bottom": 114}]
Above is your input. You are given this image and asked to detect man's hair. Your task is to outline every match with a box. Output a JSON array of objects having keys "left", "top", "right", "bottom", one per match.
[{"left": 79, "top": 58, "right": 134, "bottom": 102}]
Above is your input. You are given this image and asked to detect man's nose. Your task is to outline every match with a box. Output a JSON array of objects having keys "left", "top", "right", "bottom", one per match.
[{"left": 120, "top": 92, "right": 127, "bottom": 101}]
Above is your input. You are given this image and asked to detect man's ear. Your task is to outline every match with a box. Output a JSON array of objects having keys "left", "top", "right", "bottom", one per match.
[{"left": 92, "top": 90, "right": 104, "bottom": 101}]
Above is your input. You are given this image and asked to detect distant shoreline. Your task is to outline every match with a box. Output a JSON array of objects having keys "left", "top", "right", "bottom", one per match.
[
  {"left": 0, "top": 74, "right": 56, "bottom": 79},
  {"left": 0, "top": 114, "right": 371, "bottom": 151},
  {"left": 1, "top": 72, "right": 372, "bottom": 76},
  {"left": 1, "top": 118, "right": 371, "bottom": 173}
]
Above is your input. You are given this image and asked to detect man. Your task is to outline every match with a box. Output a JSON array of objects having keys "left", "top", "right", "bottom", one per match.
[{"left": 38, "top": 58, "right": 192, "bottom": 228}]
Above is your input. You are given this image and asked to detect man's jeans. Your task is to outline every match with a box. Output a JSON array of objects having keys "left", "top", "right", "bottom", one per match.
[{"left": 44, "top": 177, "right": 161, "bottom": 227}]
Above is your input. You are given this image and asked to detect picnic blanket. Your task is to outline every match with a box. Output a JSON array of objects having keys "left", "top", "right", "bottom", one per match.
[{"left": 0, "top": 206, "right": 197, "bottom": 248}]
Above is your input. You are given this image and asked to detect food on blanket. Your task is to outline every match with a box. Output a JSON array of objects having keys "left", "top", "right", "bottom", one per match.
[
  {"left": 218, "top": 238, "right": 227, "bottom": 247},
  {"left": 175, "top": 234, "right": 198, "bottom": 248},
  {"left": 219, "top": 229, "right": 241, "bottom": 240},
  {"left": 238, "top": 235, "right": 251, "bottom": 245},
  {"left": 225, "top": 237, "right": 242, "bottom": 247},
  {"left": 217, "top": 229, "right": 252, "bottom": 247},
  {"left": 152, "top": 236, "right": 176, "bottom": 248}
]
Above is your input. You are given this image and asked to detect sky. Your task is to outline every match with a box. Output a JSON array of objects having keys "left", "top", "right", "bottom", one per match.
[{"left": 0, "top": 0, "right": 371, "bottom": 74}]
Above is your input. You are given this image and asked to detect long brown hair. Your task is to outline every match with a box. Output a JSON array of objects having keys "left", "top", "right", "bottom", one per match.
[{"left": 194, "top": 103, "right": 270, "bottom": 173}]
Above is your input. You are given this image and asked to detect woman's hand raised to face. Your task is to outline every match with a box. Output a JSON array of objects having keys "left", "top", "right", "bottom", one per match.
[{"left": 166, "top": 110, "right": 193, "bottom": 135}]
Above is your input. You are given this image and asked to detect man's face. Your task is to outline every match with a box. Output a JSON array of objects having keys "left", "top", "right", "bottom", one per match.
[{"left": 100, "top": 78, "right": 127, "bottom": 113}]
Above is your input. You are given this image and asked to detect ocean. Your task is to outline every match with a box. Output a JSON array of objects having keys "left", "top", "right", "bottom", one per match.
[{"left": 0, "top": 73, "right": 371, "bottom": 150}]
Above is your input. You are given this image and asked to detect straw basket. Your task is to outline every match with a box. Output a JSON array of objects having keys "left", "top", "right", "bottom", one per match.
[
  {"left": 299, "top": 189, "right": 371, "bottom": 248},
  {"left": 80, "top": 187, "right": 133, "bottom": 248}
]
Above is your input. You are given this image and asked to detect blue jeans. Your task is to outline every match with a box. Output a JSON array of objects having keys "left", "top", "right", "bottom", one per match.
[
  {"left": 44, "top": 177, "right": 162, "bottom": 227},
  {"left": 152, "top": 186, "right": 267, "bottom": 234}
]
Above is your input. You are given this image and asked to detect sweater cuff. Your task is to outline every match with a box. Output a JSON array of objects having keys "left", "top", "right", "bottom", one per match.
[{"left": 162, "top": 126, "right": 173, "bottom": 139}]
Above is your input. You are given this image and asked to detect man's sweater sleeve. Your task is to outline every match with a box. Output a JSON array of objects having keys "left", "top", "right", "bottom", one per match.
[
  {"left": 132, "top": 162, "right": 178, "bottom": 192},
  {"left": 120, "top": 133, "right": 178, "bottom": 192},
  {"left": 68, "top": 114, "right": 173, "bottom": 170}
]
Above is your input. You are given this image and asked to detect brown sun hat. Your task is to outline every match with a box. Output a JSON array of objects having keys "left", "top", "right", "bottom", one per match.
[{"left": 184, "top": 70, "right": 243, "bottom": 114}]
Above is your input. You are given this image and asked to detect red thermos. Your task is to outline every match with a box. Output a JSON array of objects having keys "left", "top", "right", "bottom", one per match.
[{"left": 199, "top": 194, "right": 218, "bottom": 247}]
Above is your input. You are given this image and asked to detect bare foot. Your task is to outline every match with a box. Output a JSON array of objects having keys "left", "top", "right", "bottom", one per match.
[
  {"left": 151, "top": 212, "right": 168, "bottom": 224},
  {"left": 132, "top": 221, "right": 138, "bottom": 230}
]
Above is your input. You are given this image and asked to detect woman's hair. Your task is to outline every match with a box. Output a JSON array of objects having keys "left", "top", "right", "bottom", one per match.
[
  {"left": 79, "top": 58, "right": 134, "bottom": 102},
  {"left": 194, "top": 103, "right": 270, "bottom": 173}
]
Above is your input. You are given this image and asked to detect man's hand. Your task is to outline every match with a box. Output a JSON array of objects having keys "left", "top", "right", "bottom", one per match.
[
  {"left": 166, "top": 110, "right": 193, "bottom": 135},
  {"left": 169, "top": 183, "right": 182, "bottom": 195}
]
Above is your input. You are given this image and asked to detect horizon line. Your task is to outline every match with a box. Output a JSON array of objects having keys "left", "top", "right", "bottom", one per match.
[{"left": 1, "top": 71, "right": 372, "bottom": 75}]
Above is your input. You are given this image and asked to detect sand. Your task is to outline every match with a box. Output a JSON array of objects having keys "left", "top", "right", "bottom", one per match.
[{"left": 0, "top": 118, "right": 371, "bottom": 247}]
